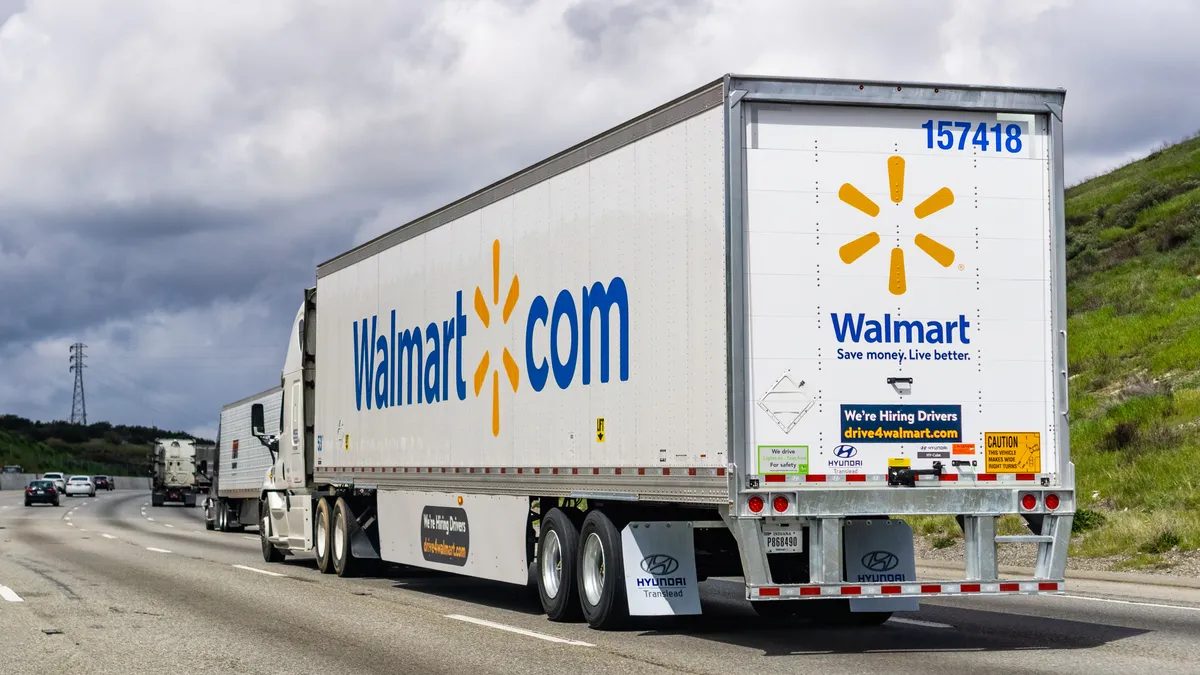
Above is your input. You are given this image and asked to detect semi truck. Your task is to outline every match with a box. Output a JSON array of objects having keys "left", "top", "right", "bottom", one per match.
[
  {"left": 247, "top": 74, "right": 1074, "bottom": 629},
  {"left": 204, "top": 387, "right": 282, "bottom": 532},
  {"left": 193, "top": 442, "right": 216, "bottom": 494},
  {"left": 150, "top": 438, "right": 198, "bottom": 507}
]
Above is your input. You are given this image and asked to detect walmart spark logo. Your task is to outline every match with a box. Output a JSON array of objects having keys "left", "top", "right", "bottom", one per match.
[
  {"left": 837, "top": 156, "right": 955, "bottom": 295},
  {"left": 474, "top": 239, "right": 521, "bottom": 437}
]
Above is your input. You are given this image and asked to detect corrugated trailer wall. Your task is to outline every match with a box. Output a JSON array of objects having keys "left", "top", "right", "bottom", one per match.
[{"left": 314, "top": 100, "right": 729, "bottom": 473}]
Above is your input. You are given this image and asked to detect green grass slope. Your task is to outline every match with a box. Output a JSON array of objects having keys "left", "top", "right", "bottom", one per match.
[
  {"left": 916, "top": 133, "right": 1200, "bottom": 569},
  {"left": 0, "top": 415, "right": 213, "bottom": 477}
]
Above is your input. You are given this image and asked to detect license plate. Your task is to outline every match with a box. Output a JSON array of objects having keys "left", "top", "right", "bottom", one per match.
[{"left": 764, "top": 532, "right": 802, "bottom": 553}]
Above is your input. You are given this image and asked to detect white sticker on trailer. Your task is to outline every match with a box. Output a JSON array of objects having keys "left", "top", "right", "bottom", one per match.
[
  {"left": 744, "top": 103, "right": 1055, "bottom": 479},
  {"left": 621, "top": 522, "right": 701, "bottom": 616}
]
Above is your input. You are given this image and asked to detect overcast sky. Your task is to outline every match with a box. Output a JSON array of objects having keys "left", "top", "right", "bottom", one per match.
[{"left": 1, "top": 0, "right": 1197, "bottom": 440}]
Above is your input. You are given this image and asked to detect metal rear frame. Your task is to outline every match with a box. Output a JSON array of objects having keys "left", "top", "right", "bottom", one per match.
[{"left": 721, "top": 74, "right": 1073, "bottom": 597}]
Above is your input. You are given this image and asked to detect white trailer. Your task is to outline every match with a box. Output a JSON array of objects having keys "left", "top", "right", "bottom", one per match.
[
  {"left": 151, "top": 438, "right": 197, "bottom": 507},
  {"left": 204, "top": 386, "right": 282, "bottom": 532},
  {"left": 249, "top": 75, "right": 1074, "bottom": 629}
]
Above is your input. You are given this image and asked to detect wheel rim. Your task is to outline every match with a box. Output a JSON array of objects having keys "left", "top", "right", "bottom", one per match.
[
  {"left": 316, "top": 512, "right": 327, "bottom": 560},
  {"left": 334, "top": 513, "right": 346, "bottom": 562},
  {"left": 541, "top": 530, "right": 563, "bottom": 599},
  {"left": 581, "top": 532, "right": 606, "bottom": 606},
  {"left": 261, "top": 512, "right": 270, "bottom": 540}
]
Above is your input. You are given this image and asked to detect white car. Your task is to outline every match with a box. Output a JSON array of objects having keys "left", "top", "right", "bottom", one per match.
[
  {"left": 65, "top": 475, "right": 96, "bottom": 497},
  {"left": 41, "top": 472, "right": 67, "bottom": 494}
]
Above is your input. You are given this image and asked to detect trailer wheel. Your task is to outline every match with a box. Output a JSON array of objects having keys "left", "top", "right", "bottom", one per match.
[
  {"left": 331, "top": 497, "right": 358, "bottom": 577},
  {"left": 205, "top": 500, "right": 215, "bottom": 531},
  {"left": 314, "top": 498, "right": 335, "bottom": 574},
  {"left": 537, "top": 508, "right": 582, "bottom": 622},
  {"left": 216, "top": 500, "right": 228, "bottom": 532},
  {"left": 796, "top": 599, "right": 891, "bottom": 626},
  {"left": 751, "top": 601, "right": 797, "bottom": 619},
  {"left": 576, "top": 510, "right": 628, "bottom": 630},
  {"left": 260, "top": 500, "right": 285, "bottom": 563}
]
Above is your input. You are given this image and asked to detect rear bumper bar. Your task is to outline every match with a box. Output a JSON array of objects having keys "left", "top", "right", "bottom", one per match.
[{"left": 751, "top": 579, "right": 1063, "bottom": 600}]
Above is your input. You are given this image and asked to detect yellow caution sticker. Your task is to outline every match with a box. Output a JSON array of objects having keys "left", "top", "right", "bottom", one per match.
[
  {"left": 344, "top": 434, "right": 350, "bottom": 451},
  {"left": 596, "top": 418, "right": 605, "bottom": 443},
  {"left": 887, "top": 457, "right": 911, "bottom": 468},
  {"left": 984, "top": 432, "right": 1041, "bottom": 473}
]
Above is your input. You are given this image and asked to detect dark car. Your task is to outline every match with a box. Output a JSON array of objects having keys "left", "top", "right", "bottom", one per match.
[
  {"left": 25, "top": 480, "right": 60, "bottom": 507},
  {"left": 92, "top": 475, "right": 113, "bottom": 491}
]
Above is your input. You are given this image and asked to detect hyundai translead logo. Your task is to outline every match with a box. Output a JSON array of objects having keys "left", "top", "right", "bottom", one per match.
[
  {"left": 640, "top": 554, "right": 680, "bottom": 576},
  {"left": 833, "top": 444, "right": 858, "bottom": 459},
  {"left": 861, "top": 550, "right": 900, "bottom": 572}
]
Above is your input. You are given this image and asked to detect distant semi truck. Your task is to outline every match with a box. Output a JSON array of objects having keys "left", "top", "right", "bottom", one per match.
[
  {"left": 150, "top": 438, "right": 198, "bottom": 507},
  {"left": 194, "top": 442, "right": 216, "bottom": 494},
  {"left": 244, "top": 74, "right": 1074, "bottom": 629},
  {"left": 204, "top": 387, "right": 281, "bottom": 532}
]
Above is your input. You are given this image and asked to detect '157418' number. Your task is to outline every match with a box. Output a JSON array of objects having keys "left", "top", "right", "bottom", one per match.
[{"left": 921, "top": 120, "right": 1023, "bottom": 153}]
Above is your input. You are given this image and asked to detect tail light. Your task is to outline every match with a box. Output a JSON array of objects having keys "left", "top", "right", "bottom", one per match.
[
  {"left": 772, "top": 495, "right": 790, "bottom": 513},
  {"left": 747, "top": 495, "right": 765, "bottom": 513},
  {"left": 25, "top": 487, "right": 33, "bottom": 493},
  {"left": 1021, "top": 493, "right": 1038, "bottom": 510},
  {"left": 1045, "top": 493, "right": 1060, "bottom": 510}
]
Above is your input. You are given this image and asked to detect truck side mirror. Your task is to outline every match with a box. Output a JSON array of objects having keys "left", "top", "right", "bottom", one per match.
[{"left": 251, "top": 403, "right": 265, "bottom": 437}]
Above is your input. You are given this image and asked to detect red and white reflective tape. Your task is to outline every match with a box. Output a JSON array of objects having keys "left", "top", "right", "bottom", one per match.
[
  {"left": 314, "top": 466, "right": 726, "bottom": 478},
  {"left": 758, "top": 473, "right": 1048, "bottom": 485},
  {"left": 754, "top": 580, "right": 1060, "bottom": 598}
]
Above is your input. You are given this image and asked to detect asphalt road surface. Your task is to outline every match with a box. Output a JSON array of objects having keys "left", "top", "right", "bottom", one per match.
[{"left": 2, "top": 489, "right": 1199, "bottom": 675}]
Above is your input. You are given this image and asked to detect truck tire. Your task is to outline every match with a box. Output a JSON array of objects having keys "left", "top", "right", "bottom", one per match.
[
  {"left": 204, "top": 499, "right": 215, "bottom": 531},
  {"left": 576, "top": 510, "right": 628, "bottom": 630},
  {"left": 314, "top": 498, "right": 335, "bottom": 574},
  {"left": 260, "top": 500, "right": 285, "bottom": 563},
  {"left": 795, "top": 599, "right": 891, "bottom": 626},
  {"left": 751, "top": 601, "right": 797, "bottom": 619},
  {"left": 537, "top": 508, "right": 582, "bottom": 622},
  {"left": 216, "top": 501, "right": 228, "bottom": 532},
  {"left": 331, "top": 497, "right": 358, "bottom": 577}
]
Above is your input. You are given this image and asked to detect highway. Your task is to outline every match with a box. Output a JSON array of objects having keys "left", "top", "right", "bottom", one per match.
[{"left": 2, "top": 490, "right": 1198, "bottom": 675}]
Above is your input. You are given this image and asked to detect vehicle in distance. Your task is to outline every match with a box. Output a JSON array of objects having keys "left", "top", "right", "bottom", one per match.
[
  {"left": 25, "top": 480, "right": 60, "bottom": 507},
  {"left": 40, "top": 472, "right": 67, "bottom": 494},
  {"left": 249, "top": 74, "right": 1074, "bottom": 629},
  {"left": 92, "top": 475, "right": 113, "bottom": 491},
  {"left": 3, "top": 464, "right": 23, "bottom": 473},
  {"left": 150, "top": 438, "right": 198, "bottom": 507},
  {"left": 65, "top": 475, "right": 96, "bottom": 497},
  {"left": 204, "top": 386, "right": 281, "bottom": 532}
]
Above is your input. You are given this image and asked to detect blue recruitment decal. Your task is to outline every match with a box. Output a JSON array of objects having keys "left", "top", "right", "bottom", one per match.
[{"left": 841, "top": 404, "right": 963, "bottom": 444}]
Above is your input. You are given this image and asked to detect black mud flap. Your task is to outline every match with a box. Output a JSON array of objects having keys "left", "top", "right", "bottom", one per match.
[{"left": 349, "top": 513, "right": 381, "bottom": 559}]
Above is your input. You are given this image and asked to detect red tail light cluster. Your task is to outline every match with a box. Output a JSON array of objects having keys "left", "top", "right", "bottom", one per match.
[
  {"left": 1045, "top": 493, "right": 1060, "bottom": 510},
  {"left": 747, "top": 495, "right": 765, "bottom": 513},
  {"left": 1021, "top": 493, "right": 1038, "bottom": 510},
  {"left": 772, "top": 495, "right": 790, "bottom": 513}
]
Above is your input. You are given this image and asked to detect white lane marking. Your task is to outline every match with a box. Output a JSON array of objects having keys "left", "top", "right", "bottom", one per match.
[
  {"left": 889, "top": 617, "right": 954, "bottom": 629},
  {"left": 232, "top": 564, "right": 285, "bottom": 577},
  {"left": 101, "top": 534, "right": 117, "bottom": 540},
  {"left": 444, "top": 614, "right": 594, "bottom": 647},
  {"left": 242, "top": 536, "right": 258, "bottom": 541},
  {"left": 145, "top": 547, "right": 172, "bottom": 554},
  {"left": 67, "top": 522, "right": 75, "bottom": 527},
  {"left": 1051, "top": 594, "right": 1200, "bottom": 613},
  {"left": 163, "top": 524, "right": 174, "bottom": 528},
  {"left": 146, "top": 518, "right": 155, "bottom": 522},
  {"left": 0, "top": 585, "right": 24, "bottom": 603}
]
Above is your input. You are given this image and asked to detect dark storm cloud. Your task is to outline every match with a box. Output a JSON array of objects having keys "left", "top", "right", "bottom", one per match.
[{"left": 1, "top": 0, "right": 1198, "bottom": 433}]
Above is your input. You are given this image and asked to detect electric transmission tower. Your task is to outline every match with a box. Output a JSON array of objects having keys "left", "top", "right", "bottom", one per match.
[{"left": 69, "top": 342, "right": 88, "bottom": 425}]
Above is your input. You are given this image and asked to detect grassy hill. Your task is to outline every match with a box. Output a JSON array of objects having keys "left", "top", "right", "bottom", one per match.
[
  {"left": 0, "top": 415, "right": 213, "bottom": 476},
  {"left": 915, "top": 133, "right": 1200, "bottom": 570}
]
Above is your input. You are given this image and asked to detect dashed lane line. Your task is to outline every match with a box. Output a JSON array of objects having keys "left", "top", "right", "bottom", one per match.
[
  {"left": 232, "top": 564, "right": 285, "bottom": 578},
  {"left": 0, "top": 585, "right": 24, "bottom": 603},
  {"left": 444, "top": 614, "right": 594, "bottom": 647}
]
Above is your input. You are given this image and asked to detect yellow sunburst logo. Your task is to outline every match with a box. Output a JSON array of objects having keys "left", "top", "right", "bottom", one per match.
[
  {"left": 837, "top": 156, "right": 956, "bottom": 295},
  {"left": 474, "top": 239, "right": 521, "bottom": 437}
]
